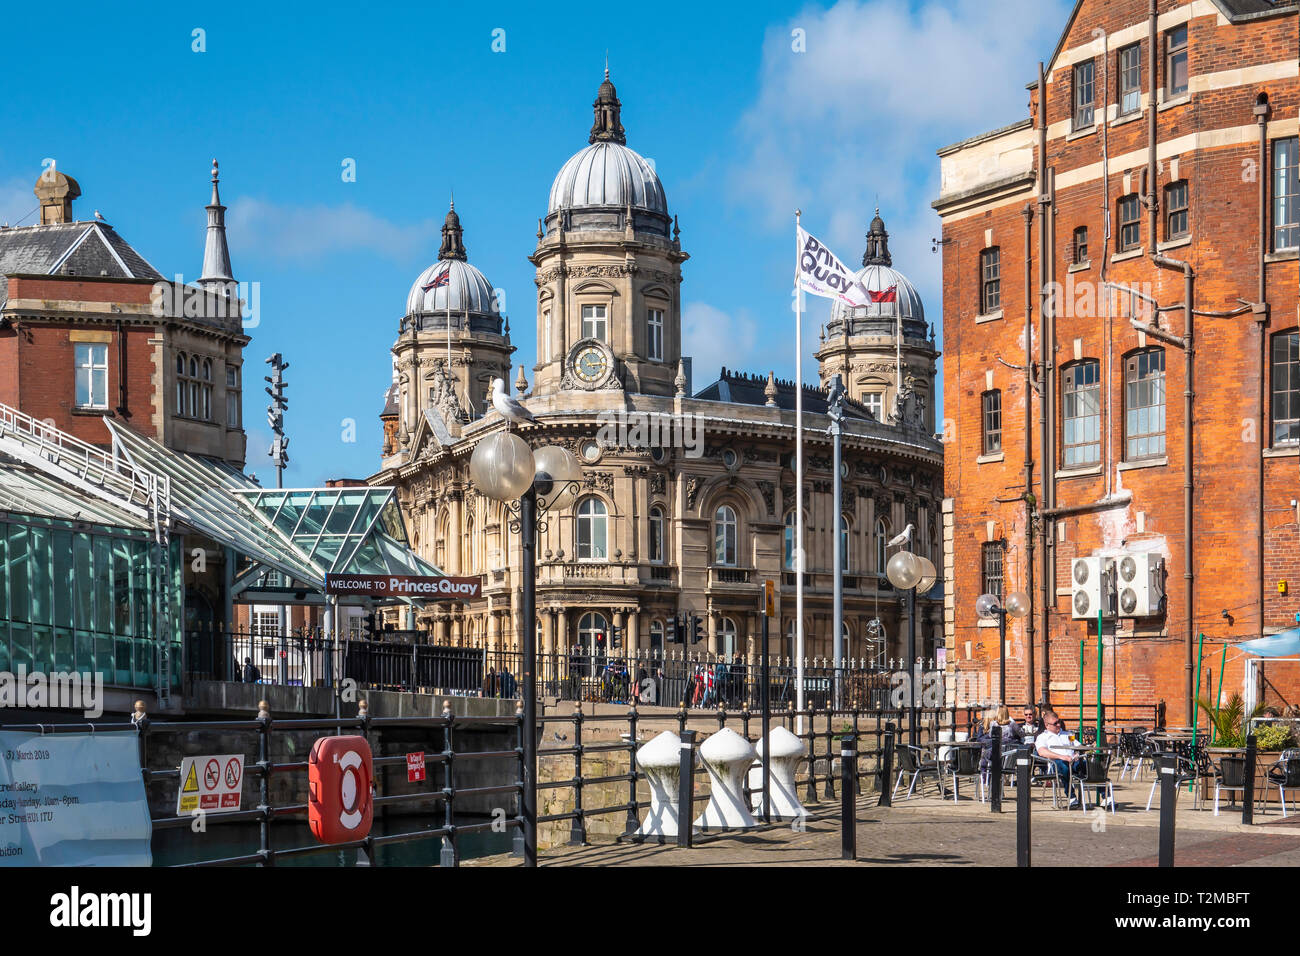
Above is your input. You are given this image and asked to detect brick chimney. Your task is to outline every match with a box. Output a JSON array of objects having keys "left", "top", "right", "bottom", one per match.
[{"left": 33, "top": 167, "right": 81, "bottom": 224}]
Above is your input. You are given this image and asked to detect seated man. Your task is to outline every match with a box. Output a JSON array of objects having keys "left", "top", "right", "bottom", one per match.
[
  {"left": 1021, "top": 706, "right": 1042, "bottom": 736},
  {"left": 1035, "top": 710, "right": 1087, "bottom": 807}
]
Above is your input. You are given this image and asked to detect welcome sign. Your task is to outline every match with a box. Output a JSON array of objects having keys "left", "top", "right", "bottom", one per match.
[{"left": 324, "top": 573, "right": 482, "bottom": 600}]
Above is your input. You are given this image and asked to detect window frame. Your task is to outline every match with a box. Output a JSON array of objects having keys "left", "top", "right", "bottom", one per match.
[
  {"left": 981, "top": 540, "right": 1005, "bottom": 603},
  {"left": 874, "top": 517, "right": 889, "bottom": 576},
  {"left": 1165, "top": 180, "right": 1189, "bottom": 241},
  {"left": 1073, "top": 226, "right": 1089, "bottom": 265},
  {"left": 1062, "top": 359, "right": 1102, "bottom": 468},
  {"left": 981, "top": 389, "right": 1002, "bottom": 455},
  {"left": 1073, "top": 59, "right": 1096, "bottom": 130},
  {"left": 647, "top": 308, "right": 664, "bottom": 362},
  {"left": 979, "top": 247, "right": 1001, "bottom": 315},
  {"left": 1124, "top": 347, "right": 1167, "bottom": 461},
  {"left": 1117, "top": 194, "right": 1141, "bottom": 252},
  {"left": 576, "top": 496, "right": 609, "bottom": 562},
  {"left": 1165, "top": 25, "right": 1188, "bottom": 99},
  {"left": 74, "top": 342, "right": 109, "bottom": 410},
  {"left": 839, "top": 514, "right": 851, "bottom": 573},
  {"left": 1272, "top": 330, "right": 1300, "bottom": 446},
  {"left": 225, "top": 365, "right": 241, "bottom": 427},
  {"left": 783, "top": 510, "right": 796, "bottom": 571},
  {"left": 862, "top": 391, "right": 884, "bottom": 420},
  {"left": 1118, "top": 42, "right": 1142, "bottom": 116},
  {"left": 1275, "top": 137, "right": 1299, "bottom": 252},
  {"left": 581, "top": 303, "right": 607, "bottom": 341},
  {"left": 713, "top": 504, "right": 738, "bottom": 567},
  {"left": 648, "top": 505, "right": 665, "bottom": 564}
]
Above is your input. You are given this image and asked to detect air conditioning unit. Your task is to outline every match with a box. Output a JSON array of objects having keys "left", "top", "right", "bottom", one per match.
[
  {"left": 1116, "top": 553, "right": 1165, "bottom": 617},
  {"left": 1071, "top": 556, "right": 1116, "bottom": 620}
]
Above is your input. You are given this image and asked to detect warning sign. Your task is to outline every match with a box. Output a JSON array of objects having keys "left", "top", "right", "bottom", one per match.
[
  {"left": 177, "top": 753, "right": 245, "bottom": 815},
  {"left": 406, "top": 751, "right": 426, "bottom": 783}
]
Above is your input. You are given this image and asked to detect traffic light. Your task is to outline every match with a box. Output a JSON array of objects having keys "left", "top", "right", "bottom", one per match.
[
  {"left": 666, "top": 617, "right": 681, "bottom": 643},
  {"left": 692, "top": 615, "right": 705, "bottom": 645},
  {"left": 611, "top": 625, "right": 622, "bottom": 650},
  {"left": 596, "top": 631, "right": 606, "bottom": 653}
]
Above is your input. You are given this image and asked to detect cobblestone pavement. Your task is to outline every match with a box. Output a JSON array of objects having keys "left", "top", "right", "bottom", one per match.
[{"left": 468, "top": 794, "right": 1300, "bottom": 868}]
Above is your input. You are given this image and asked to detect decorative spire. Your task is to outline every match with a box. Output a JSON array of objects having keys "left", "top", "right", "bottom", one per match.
[
  {"left": 862, "top": 208, "right": 892, "bottom": 267},
  {"left": 199, "top": 159, "right": 235, "bottom": 292},
  {"left": 515, "top": 364, "right": 529, "bottom": 396},
  {"left": 438, "top": 198, "right": 467, "bottom": 261},
  {"left": 764, "top": 371, "right": 779, "bottom": 407},
  {"left": 674, "top": 359, "right": 687, "bottom": 398},
  {"left": 589, "top": 69, "right": 626, "bottom": 145}
]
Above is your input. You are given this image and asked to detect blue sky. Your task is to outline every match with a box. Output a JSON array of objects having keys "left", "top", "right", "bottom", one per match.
[{"left": 0, "top": 0, "right": 1070, "bottom": 485}]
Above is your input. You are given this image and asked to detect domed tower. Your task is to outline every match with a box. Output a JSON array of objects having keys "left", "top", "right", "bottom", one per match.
[
  {"left": 530, "top": 70, "right": 689, "bottom": 397},
  {"left": 815, "top": 211, "right": 938, "bottom": 432},
  {"left": 391, "top": 201, "right": 514, "bottom": 450}
]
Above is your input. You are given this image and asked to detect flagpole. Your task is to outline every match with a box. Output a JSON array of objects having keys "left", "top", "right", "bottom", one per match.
[{"left": 794, "top": 209, "right": 806, "bottom": 733}]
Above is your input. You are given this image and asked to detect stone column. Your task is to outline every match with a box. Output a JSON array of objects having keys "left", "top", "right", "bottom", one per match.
[
  {"left": 613, "top": 609, "right": 625, "bottom": 654},
  {"left": 488, "top": 608, "right": 500, "bottom": 654},
  {"left": 452, "top": 615, "right": 463, "bottom": 647},
  {"left": 434, "top": 613, "right": 449, "bottom": 646},
  {"left": 542, "top": 608, "right": 555, "bottom": 658},
  {"left": 707, "top": 610, "right": 719, "bottom": 657},
  {"left": 449, "top": 493, "right": 462, "bottom": 574},
  {"left": 628, "top": 609, "right": 640, "bottom": 657},
  {"left": 557, "top": 608, "right": 569, "bottom": 655}
]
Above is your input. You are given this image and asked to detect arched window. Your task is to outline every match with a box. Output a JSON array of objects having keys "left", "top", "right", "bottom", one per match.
[
  {"left": 648, "top": 506, "right": 665, "bottom": 564},
  {"left": 719, "top": 617, "right": 737, "bottom": 657},
  {"left": 649, "top": 620, "right": 664, "bottom": 653},
  {"left": 783, "top": 511, "right": 796, "bottom": 570},
  {"left": 435, "top": 512, "right": 448, "bottom": 570},
  {"left": 714, "top": 505, "right": 737, "bottom": 566},
  {"left": 463, "top": 516, "right": 476, "bottom": 571},
  {"left": 576, "top": 497, "right": 608, "bottom": 561},
  {"left": 175, "top": 353, "right": 187, "bottom": 415},
  {"left": 200, "top": 359, "right": 213, "bottom": 421},
  {"left": 840, "top": 515, "right": 851, "bottom": 572},
  {"left": 578, "top": 611, "right": 610, "bottom": 657},
  {"left": 875, "top": 518, "right": 889, "bottom": 575}
]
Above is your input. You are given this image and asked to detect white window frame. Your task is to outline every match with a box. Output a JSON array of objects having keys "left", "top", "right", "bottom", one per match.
[
  {"left": 74, "top": 342, "right": 109, "bottom": 409},
  {"left": 647, "top": 308, "right": 664, "bottom": 362},
  {"left": 714, "top": 505, "right": 738, "bottom": 566},
  {"left": 648, "top": 506, "right": 665, "bottom": 564},
  {"left": 581, "top": 304, "right": 607, "bottom": 341},
  {"left": 576, "top": 497, "right": 609, "bottom": 561}
]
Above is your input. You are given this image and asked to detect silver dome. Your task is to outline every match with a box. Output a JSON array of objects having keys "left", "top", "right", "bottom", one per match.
[
  {"left": 548, "top": 142, "right": 667, "bottom": 215},
  {"left": 830, "top": 263, "right": 925, "bottom": 326},
  {"left": 406, "top": 259, "right": 498, "bottom": 316}
]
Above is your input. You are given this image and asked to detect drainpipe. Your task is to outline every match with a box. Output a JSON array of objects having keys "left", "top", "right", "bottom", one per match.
[
  {"left": 1254, "top": 94, "right": 1272, "bottom": 654},
  {"left": 116, "top": 319, "right": 127, "bottom": 417},
  {"left": 1036, "top": 61, "right": 1055, "bottom": 707},
  {"left": 1022, "top": 203, "right": 1037, "bottom": 707},
  {"left": 1147, "top": 0, "right": 1196, "bottom": 724}
]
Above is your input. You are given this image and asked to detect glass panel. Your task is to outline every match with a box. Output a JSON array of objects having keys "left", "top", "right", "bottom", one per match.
[
  {"left": 73, "top": 532, "right": 93, "bottom": 629},
  {"left": 9, "top": 524, "right": 29, "bottom": 623},
  {"left": 52, "top": 529, "right": 73, "bottom": 629},
  {"left": 29, "top": 525, "right": 50, "bottom": 627}
]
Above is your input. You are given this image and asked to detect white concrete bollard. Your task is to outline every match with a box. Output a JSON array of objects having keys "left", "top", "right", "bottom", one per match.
[
  {"left": 695, "top": 728, "right": 758, "bottom": 831},
  {"left": 635, "top": 730, "right": 683, "bottom": 840},
  {"left": 748, "top": 725, "right": 809, "bottom": 819}
]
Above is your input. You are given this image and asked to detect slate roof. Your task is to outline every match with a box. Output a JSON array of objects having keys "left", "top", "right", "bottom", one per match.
[
  {"left": 693, "top": 367, "right": 878, "bottom": 421},
  {"left": 0, "top": 220, "right": 163, "bottom": 308}
]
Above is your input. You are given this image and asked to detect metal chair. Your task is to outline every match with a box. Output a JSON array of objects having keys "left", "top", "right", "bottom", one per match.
[
  {"left": 1213, "top": 750, "right": 1251, "bottom": 817},
  {"left": 947, "top": 745, "right": 983, "bottom": 803},
  {"left": 1029, "top": 751, "right": 1070, "bottom": 809},
  {"left": 892, "top": 744, "right": 945, "bottom": 801},
  {"left": 1071, "top": 751, "right": 1115, "bottom": 814},
  {"left": 1117, "top": 732, "right": 1143, "bottom": 781},
  {"left": 1266, "top": 752, "right": 1300, "bottom": 817},
  {"left": 1146, "top": 740, "right": 1217, "bottom": 811}
]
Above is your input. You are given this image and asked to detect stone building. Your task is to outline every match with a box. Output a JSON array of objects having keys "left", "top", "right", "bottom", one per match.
[
  {"left": 933, "top": 0, "right": 1298, "bottom": 721},
  {"left": 370, "top": 73, "right": 944, "bottom": 666}
]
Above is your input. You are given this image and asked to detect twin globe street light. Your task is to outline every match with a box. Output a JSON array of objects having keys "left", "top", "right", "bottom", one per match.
[
  {"left": 884, "top": 546, "right": 937, "bottom": 748},
  {"left": 469, "top": 431, "right": 583, "bottom": 869},
  {"left": 975, "top": 589, "right": 1030, "bottom": 704}
]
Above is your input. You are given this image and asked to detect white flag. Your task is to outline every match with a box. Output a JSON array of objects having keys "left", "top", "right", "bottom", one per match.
[{"left": 796, "top": 226, "right": 868, "bottom": 307}]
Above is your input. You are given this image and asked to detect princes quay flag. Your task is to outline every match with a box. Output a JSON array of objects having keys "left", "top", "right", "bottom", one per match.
[{"left": 796, "top": 226, "right": 869, "bottom": 307}]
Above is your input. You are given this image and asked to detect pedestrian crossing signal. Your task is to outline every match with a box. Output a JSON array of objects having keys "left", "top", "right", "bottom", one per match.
[{"left": 692, "top": 615, "right": 705, "bottom": 645}]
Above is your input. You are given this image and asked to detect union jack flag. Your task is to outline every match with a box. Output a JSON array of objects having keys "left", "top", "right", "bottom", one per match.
[{"left": 421, "top": 264, "right": 451, "bottom": 292}]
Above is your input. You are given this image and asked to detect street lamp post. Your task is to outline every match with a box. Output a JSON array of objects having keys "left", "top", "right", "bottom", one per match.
[
  {"left": 886, "top": 548, "right": 936, "bottom": 749},
  {"left": 976, "top": 590, "right": 1029, "bottom": 704},
  {"left": 470, "top": 432, "right": 581, "bottom": 869}
]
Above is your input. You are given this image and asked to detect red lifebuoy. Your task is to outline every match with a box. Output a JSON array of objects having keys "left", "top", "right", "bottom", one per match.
[{"left": 308, "top": 735, "right": 373, "bottom": 844}]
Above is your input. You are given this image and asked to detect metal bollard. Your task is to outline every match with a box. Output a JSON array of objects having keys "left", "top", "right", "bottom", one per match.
[
  {"left": 878, "top": 725, "right": 896, "bottom": 808},
  {"left": 990, "top": 730, "right": 1002, "bottom": 813},
  {"left": 1243, "top": 734, "right": 1257, "bottom": 826},
  {"left": 1016, "top": 747, "right": 1031, "bottom": 867},
  {"left": 840, "top": 735, "right": 857, "bottom": 861},
  {"left": 677, "top": 730, "right": 697, "bottom": 848},
  {"left": 1158, "top": 752, "right": 1177, "bottom": 867}
]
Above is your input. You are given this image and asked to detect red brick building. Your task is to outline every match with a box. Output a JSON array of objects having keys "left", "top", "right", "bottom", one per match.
[
  {"left": 0, "top": 164, "right": 248, "bottom": 466},
  {"left": 933, "top": 0, "right": 1298, "bottom": 724}
]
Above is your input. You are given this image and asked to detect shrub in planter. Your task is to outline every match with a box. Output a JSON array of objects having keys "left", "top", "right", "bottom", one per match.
[
  {"left": 1197, "top": 693, "right": 1265, "bottom": 748},
  {"left": 1254, "top": 723, "right": 1296, "bottom": 752}
]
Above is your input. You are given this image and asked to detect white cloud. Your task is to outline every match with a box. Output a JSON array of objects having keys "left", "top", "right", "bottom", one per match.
[
  {"left": 732, "top": 0, "right": 1067, "bottom": 300},
  {"left": 683, "top": 301, "right": 760, "bottom": 386},
  {"left": 226, "top": 197, "right": 434, "bottom": 263}
]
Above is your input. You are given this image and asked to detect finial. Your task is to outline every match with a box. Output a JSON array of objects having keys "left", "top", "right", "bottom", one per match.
[
  {"left": 211, "top": 159, "right": 219, "bottom": 184},
  {"left": 449, "top": 187, "right": 454, "bottom": 211},
  {"left": 605, "top": 50, "right": 609, "bottom": 80},
  {"left": 674, "top": 359, "right": 687, "bottom": 398},
  {"left": 515, "top": 364, "right": 529, "bottom": 396},
  {"left": 764, "top": 371, "right": 778, "bottom": 407},
  {"left": 537, "top": 218, "right": 544, "bottom": 240}
]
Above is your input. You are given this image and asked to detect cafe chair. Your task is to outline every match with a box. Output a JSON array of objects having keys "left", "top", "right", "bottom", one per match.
[
  {"left": 1266, "top": 751, "right": 1300, "bottom": 818},
  {"left": 1071, "top": 751, "right": 1115, "bottom": 814},
  {"left": 1029, "top": 752, "right": 1069, "bottom": 809},
  {"left": 1117, "top": 732, "right": 1144, "bottom": 781},
  {"left": 892, "top": 744, "right": 946, "bottom": 802},
  {"left": 947, "top": 745, "right": 984, "bottom": 803},
  {"left": 1146, "top": 741, "right": 1217, "bottom": 812},
  {"left": 1213, "top": 750, "right": 1252, "bottom": 817}
]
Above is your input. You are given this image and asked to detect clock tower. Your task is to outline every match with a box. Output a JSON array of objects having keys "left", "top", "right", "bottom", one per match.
[{"left": 530, "top": 71, "right": 689, "bottom": 398}]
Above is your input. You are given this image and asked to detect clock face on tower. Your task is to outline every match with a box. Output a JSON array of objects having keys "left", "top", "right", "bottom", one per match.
[{"left": 565, "top": 339, "right": 615, "bottom": 390}]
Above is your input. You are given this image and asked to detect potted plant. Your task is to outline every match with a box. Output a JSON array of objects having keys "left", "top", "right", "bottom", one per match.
[{"left": 1197, "top": 694, "right": 1264, "bottom": 787}]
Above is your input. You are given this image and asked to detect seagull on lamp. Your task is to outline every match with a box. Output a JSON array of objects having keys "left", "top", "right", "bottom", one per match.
[
  {"left": 490, "top": 376, "right": 537, "bottom": 428},
  {"left": 887, "top": 523, "right": 915, "bottom": 548}
]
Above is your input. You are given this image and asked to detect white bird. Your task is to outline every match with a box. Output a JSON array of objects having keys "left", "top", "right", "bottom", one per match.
[
  {"left": 491, "top": 377, "right": 536, "bottom": 427},
  {"left": 93, "top": 209, "right": 105, "bottom": 221},
  {"left": 887, "top": 523, "right": 915, "bottom": 548}
]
